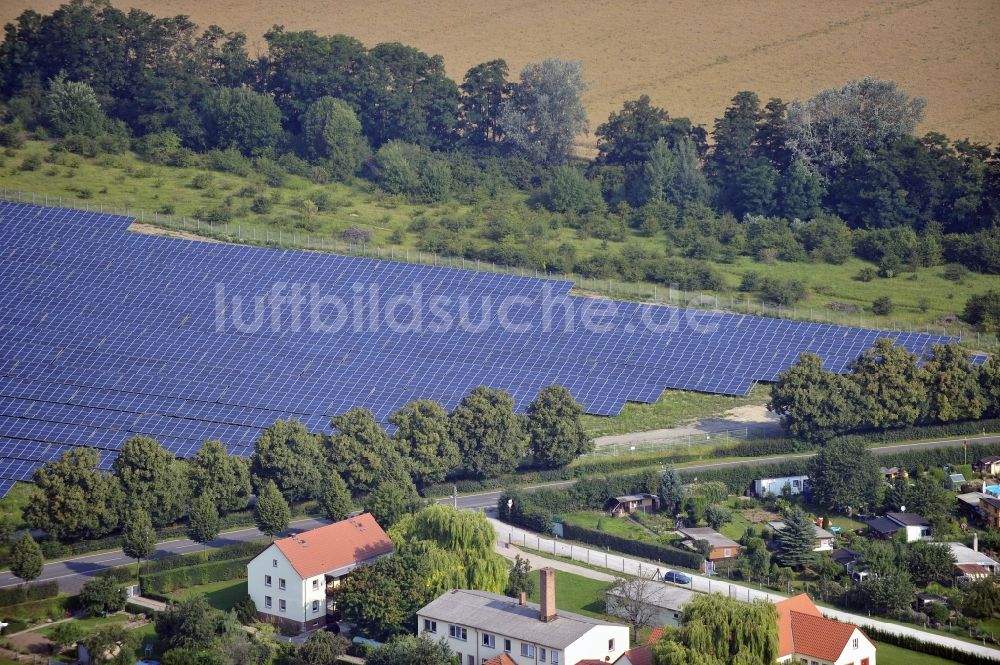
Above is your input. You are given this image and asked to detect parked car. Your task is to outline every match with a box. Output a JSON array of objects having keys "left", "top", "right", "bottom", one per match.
[{"left": 664, "top": 570, "right": 692, "bottom": 585}]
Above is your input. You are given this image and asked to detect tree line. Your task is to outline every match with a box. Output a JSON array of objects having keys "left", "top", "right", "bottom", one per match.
[
  {"left": 19, "top": 384, "right": 591, "bottom": 550},
  {"left": 1, "top": 1, "right": 998, "bottom": 299},
  {"left": 770, "top": 340, "right": 997, "bottom": 443}
]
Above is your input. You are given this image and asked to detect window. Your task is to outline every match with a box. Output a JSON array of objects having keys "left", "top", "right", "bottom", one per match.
[
  {"left": 540, "top": 647, "right": 547, "bottom": 662},
  {"left": 449, "top": 625, "right": 467, "bottom": 641},
  {"left": 312, "top": 579, "right": 320, "bottom": 590},
  {"left": 278, "top": 578, "right": 286, "bottom": 590},
  {"left": 793, "top": 479, "right": 800, "bottom": 488},
  {"left": 482, "top": 633, "right": 495, "bottom": 649},
  {"left": 264, "top": 596, "right": 272, "bottom": 608},
  {"left": 503, "top": 639, "right": 511, "bottom": 653},
  {"left": 853, "top": 638, "right": 859, "bottom": 649},
  {"left": 467, "top": 656, "right": 474, "bottom": 665},
  {"left": 723, "top": 548, "right": 732, "bottom": 557},
  {"left": 278, "top": 599, "right": 286, "bottom": 612},
  {"left": 551, "top": 652, "right": 559, "bottom": 664},
  {"left": 312, "top": 600, "right": 320, "bottom": 613},
  {"left": 271, "top": 559, "right": 277, "bottom": 567},
  {"left": 608, "top": 638, "right": 615, "bottom": 651},
  {"left": 264, "top": 575, "right": 272, "bottom": 587},
  {"left": 861, "top": 659, "right": 869, "bottom": 665},
  {"left": 520, "top": 644, "right": 535, "bottom": 658},
  {"left": 424, "top": 619, "right": 437, "bottom": 633}
]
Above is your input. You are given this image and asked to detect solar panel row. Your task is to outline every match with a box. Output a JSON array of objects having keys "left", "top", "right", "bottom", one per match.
[{"left": 0, "top": 201, "right": 970, "bottom": 497}]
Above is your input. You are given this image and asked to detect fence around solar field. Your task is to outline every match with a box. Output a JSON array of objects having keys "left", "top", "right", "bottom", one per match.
[
  {"left": 1, "top": 188, "right": 995, "bottom": 350},
  {"left": 582, "top": 427, "right": 749, "bottom": 458}
]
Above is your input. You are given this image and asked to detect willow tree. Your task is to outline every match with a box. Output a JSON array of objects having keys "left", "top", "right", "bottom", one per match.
[{"left": 653, "top": 594, "right": 778, "bottom": 665}]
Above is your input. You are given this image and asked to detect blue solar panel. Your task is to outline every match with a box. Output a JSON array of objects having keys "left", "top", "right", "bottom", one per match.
[{"left": 0, "top": 201, "right": 977, "bottom": 473}]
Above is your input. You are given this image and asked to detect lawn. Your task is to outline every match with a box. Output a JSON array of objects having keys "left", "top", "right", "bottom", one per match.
[
  {"left": 37, "top": 613, "right": 127, "bottom": 638},
  {"left": 718, "top": 511, "right": 754, "bottom": 541},
  {"left": 525, "top": 569, "right": 611, "bottom": 620},
  {"left": 0, "top": 482, "right": 36, "bottom": 530},
  {"left": 166, "top": 579, "right": 247, "bottom": 612},
  {"left": 874, "top": 642, "right": 960, "bottom": 665},
  {"left": 560, "top": 512, "right": 655, "bottom": 543},
  {"left": 581, "top": 387, "right": 771, "bottom": 438}
]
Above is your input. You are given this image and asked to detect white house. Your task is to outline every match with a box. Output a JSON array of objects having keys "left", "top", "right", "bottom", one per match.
[
  {"left": 606, "top": 582, "right": 694, "bottom": 628},
  {"left": 246, "top": 513, "right": 393, "bottom": 632},
  {"left": 754, "top": 475, "right": 808, "bottom": 497},
  {"left": 776, "top": 594, "right": 876, "bottom": 665},
  {"left": 865, "top": 512, "right": 930, "bottom": 543},
  {"left": 417, "top": 568, "right": 629, "bottom": 665}
]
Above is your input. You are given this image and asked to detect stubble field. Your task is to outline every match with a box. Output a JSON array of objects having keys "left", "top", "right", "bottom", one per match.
[{"left": 4, "top": 0, "right": 1000, "bottom": 145}]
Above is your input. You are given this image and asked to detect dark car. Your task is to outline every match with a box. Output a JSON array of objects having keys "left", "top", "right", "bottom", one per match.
[{"left": 664, "top": 570, "right": 692, "bottom": 585}]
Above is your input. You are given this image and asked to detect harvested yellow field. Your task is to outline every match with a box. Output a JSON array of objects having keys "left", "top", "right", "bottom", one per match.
[{"left": 5, "top": 0, "right": 1000, "bottom": 145}]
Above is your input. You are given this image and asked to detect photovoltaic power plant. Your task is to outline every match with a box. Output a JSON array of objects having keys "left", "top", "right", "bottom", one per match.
[{"left": 0, "top": 202, "right": 966, "bottom": 495}]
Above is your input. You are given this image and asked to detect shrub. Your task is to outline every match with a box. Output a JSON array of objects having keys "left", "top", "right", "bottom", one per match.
[
  {"left": 871, "top": 295, "right": 893, "bottom": 315},
  {"left": 0, "top": 581, "right": 59, "bottom": 607},
  {"left": 855, "top": 267, "right": 877, "bottom": 282},
  {"left": 942, "top": 263, "right": 970, "bottom": 282},
  {"left": 189, "top": 173, "right": 214, "bottom": 190},
  {"left": 19, "top": 153, "right": 42, "bottom": 171},
  {"left": 341, "top": 226, "right": 373, "bottom": 243}
]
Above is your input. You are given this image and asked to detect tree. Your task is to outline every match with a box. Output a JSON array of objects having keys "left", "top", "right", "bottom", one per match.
[
  {"left": 658, "top": 466, "right": 686, "bottom": 515},
  {"left": 82, "top": 624, "right": 140, "bottom": 664},
  {"left": 738, "top": 537, "right": 771, "bottom": 582},
  {"left": 187, "top": 494, "right": 221, "bottom": 547},
  {"left": 188, "top": 439, "right": 251, "bottom": 514},
  {"left": 450, "top": 386, "right": 528, "bottom": 478},
  {"left": 525, "top": 385, "right": 592, "bottom": 468},
  {"left": 25, "top": 447, "right": 124, "bottom": 541},
  {"left": 327, "top": 408, "right": 404, "bottom": 493},
  {"left": 296, "top": 631, "right": 349, "bottom": 665},
  {"left": 505, "top": 555, "right": 534, "bottom": 598},
  {"left": 459, "top": 59, "right": 510, "bottom": 147},
  {"left": 251, "top": 420, "right": 325, "bottom": 502},
  {"left": 301, "top": 96, "right": 369, "bottom": 179},
  {"left": 774, "top": 507, "right": 815, "bottom": 568},
  {"left": 704, "top": 504, "right": 731, "bottom": 530},
  {"left": 810, "top": 439, "right": 881, "bottom": 512},
  {"left": 769, "top": 352, "right": 861, "bottom": 442},
  {"left": 906, "top": 475, "right": 952, "bottom": 520},
  {"left": 982, "top": 355, "right": 1000, "bottom": 416},
  {"left": 389, "top": 400, "right": 459, "bottom": 487},
  {"left": 777, "top": 159, "right": 825, "bottom": 219},
  {"left": 120, "top": 506, "right": 155, "bottom": 577},
  {"left": 253, "top": 480, "right": 290, "bottom": 540},
  {"left": 156, "top": 596, "right": 221, "bottom": 651},
  {"left": 9, "top": 533, "right": 43, "bottom": 584},
  {"left": 113, "top": 436, "right": 187, "bottom": 527},
  {"left": 366, "top": 634, "right": 454, "bottom": 665},
  {"left": 963, "top": 291, "right": 1000, "bottom": 331},
  {"left": 42, "top": 73, "right": 105, "bottom": 137},
  {"left": 48, "top": 621, "right": 87, "bottom": 653},
  {"left": 905, "top": 541, "right": 956, "bottom": 586},
  {"left": 651, "top": 594, "right": 778, "bottom": 665},
  {"left": 363, "top": 471, "right": 422, "bottom": 528},
  {"left": 318, "top": 472, "right": 354, "bottom": 522},
  {"left": 641, "top": 137, "right": 708, "bottom": 207},
  {"left": 79, "top": 575, "right": 127, "bottom": 615},
  {"left": 499, "top": 59, "right": 588, "bottom": 164},
  {"left": 596, "top": 95, "right": 698, "bottom": 165},
  {"left": 199, "top": 86, "right": 282, "bottom": 155},
  {"left": 871, "top": 295, "right": 894, "bottom": 316},
  {"left": 859, "top": 569, "right": 915, "bottom": 615},
  {"left": 543, "top": 165, "right": 605, "bottom": 214},
  {"left": 849, "top": 338, "right": 928, "bottom": 429},
  {"left": 786, "top": 77, "right": 926, "bottom": 179},
  {"left": 608, "top": 572, "right": 659, "bottom": 639},
  {"left": 922, "top": 343, "right": 986, "bottom": 422}
]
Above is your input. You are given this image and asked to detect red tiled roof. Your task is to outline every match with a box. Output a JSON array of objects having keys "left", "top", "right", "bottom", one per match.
[
  {"left": 788, "top": 611, "right": 858, "bottom": 661},
  {"left": 574, "top": 660, "right": 607, "bottom": 665},
  {"left": 484, "top": 655, "right": 517, "bottom": 665},
  {"left": 645, "top": 626, "right": 665, "bottom": 645},
  {"left": 272, "top": 513, "right": 393, "bottom": 578},
  {"left": 619, "top": 646, "right": 653, "bottom": 665},
  {"left": 774, "top": 593, "right": 821, "bottom": 656},
  {"left": 956, "top": 563, "right": 992, "bottom": 576}
]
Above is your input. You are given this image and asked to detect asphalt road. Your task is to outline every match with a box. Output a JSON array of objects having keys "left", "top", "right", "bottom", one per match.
[
  {"left": 6, "top": 433, "right": 995, "bottom": 593},
  {"left": 0, "top": 517, "right": 329, "bottom": 594}
]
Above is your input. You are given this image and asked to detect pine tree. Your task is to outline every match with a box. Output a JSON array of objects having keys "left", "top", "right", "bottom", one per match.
[
  {"left": 120, "top": 507, "right": 155, "bottom": 579},
  {"left": 658, "top": 466, "right": 685, "bottom": 514},
  {"left": 10, "top": 533, "right": 43, "bottom": 584},
  {"left": 187, "top": 494, "right": 221, "bottom": 547},
  {"left": 254, "top": 480, "right": 291, "bottom": 540},
  {"left": 774, "top": 507, "right": 816, "bottom": 568}
]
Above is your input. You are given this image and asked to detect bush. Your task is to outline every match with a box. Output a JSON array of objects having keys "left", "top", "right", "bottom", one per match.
[
  {"left": 942, "top": 263, "right": 970, "bottom": 282},
  {"left": 963, "top": 291, "right": 1000, "bottom": 331},
  {"left": 560, "top": 523, "right": 704, "bottom": 570},
  {"left": 871, "top": 295, "right": 893, "bottom": 315},
  {"left": 855, "top": 267, "right": 877, "bottom": 282},
  {"left": 18, "top": 153, "right": 42, "bottom": 171},
  {"left": 0, "top": 581, "right": 58, "bottom": 607}
]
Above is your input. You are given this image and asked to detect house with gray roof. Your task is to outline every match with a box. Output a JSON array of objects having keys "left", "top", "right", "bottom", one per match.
[
  {"left": 865, "top": 511, "right": 930, "bottom": 543},
  {"left": 677, "top": 527, "right": 741, "bottom": 561},
  {"left": 417, "top": 568, "right": 628, "bottom": 665},
  {"left": 767, "top": 521, "right": 835, "bottom": 551}
]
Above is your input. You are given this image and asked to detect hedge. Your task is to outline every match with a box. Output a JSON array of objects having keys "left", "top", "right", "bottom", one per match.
[
  {"left": 560, "top": 523, "right": 704, "bottom": 571},
  {"left": 140, "top": 540, "right": 268, "bottom": 576},
  {"left": 0, "top": 581, "right": 58, "bottom": 607},
  {"left": 0, "top": 595, "right": 71, "bottom": 622},
  {"left": 829, "top": 418, "right": 1000, "bottom": 448},
  {"left": 141, "top": 558, "right": 249, "bottom": 594},
  {"left": 863, "top": 625, "right": 1000, "bottom": 665}
]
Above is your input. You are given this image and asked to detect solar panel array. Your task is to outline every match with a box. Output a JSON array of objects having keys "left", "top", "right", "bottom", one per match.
[{"left": 0, "top": 202, "right": 969, "bottom": 496}]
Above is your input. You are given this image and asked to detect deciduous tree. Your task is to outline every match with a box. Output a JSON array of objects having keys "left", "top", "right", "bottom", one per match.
[
  {"left": 450, "top": 387, "right": 528, "bottom": 479},
  {"left": 318, "top": 472, "right": 354, "bottom": 522},
  {"left": 849, "top": 338, "right": 928, "bottom": 429},
  {"left": 651, "top": 594, "right": 778, "bottom": 665},
  {"left": 809, "top": 439, "right": 881, "bottom": 512},
  {"left": 366, "top": 634, "right": 454, "bottom": 665},
  {"left": 188, "top": 439, "right": 251, "bottom": 514},
  {"left": 113, "top": 436, "right": 187, "bottom": 527},
  {"left": 658, "top": 466, "right": 686, "bottom": 515},
  {"left": 505, "top": 555, "right": 534, "bottom": 598},
  {"left": 769, "top": 352, "right": 861, "bottom": 442},
  {"left": 525, "top": 385, "right": 592, "bottom": 468},
  {"left": 253, "top": 480, "right": 290, "bottom": 540},
  {"left": 9, "top": 533, "right": 42, "bottom": 584},
  {"left": 187, "top": 494, "right": 221, "bottom": 547},
  {"left": 120, "top": 506, "right": 155, "bottom": 576},
  {"left": 251, "top": 420, "right": 325, "bottom": 502},
  {"left": 79, "top": 575, "right": 127, "bottom": 616},
  {"left": 327, "top": 408, "right": 404, "bottom": 493},
  {"left": 301, "top": 96, "right": 369, "bottom": 179},
  {"left": 42, "top": 74, "right": 105, "bottom": 137},
  {"left": 922, "top": 343, "right": 986, "bottom": 422},
  {"left": 389, "top": 400, "right": 460, "bottom": 487}
]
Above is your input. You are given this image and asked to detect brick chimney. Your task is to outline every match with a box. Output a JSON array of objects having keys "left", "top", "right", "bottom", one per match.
[
  {"left": 539, "top": 567, "right": 556, "bottom": 622},
  {"left": 519, "top": 592, "right": 526, "bottom": 606}
]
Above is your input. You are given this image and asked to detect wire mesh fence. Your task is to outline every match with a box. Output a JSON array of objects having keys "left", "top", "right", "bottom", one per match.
[{"left": 2, "top": 188, "right": 995, "bottom": 349}]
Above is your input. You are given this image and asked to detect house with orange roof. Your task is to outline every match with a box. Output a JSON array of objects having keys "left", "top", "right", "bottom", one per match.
[
  {"left": 246, "top": 513, "right": 394, "bottom": 632},
  {"left": 775, "top": 594, "right": 876, "bottom": 665}
]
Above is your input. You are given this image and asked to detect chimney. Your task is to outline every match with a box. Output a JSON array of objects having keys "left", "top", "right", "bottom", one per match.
[
  {"left": 539, "top": 567, "right": 556, "bottom": 622},
  {"left": 974, "top": 532, "right": 979, "bottom": 552},
  {"left": 519, "top": 592, "right": 526, "bottom": 606}
]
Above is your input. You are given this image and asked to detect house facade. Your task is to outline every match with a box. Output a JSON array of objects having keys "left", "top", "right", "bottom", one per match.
[
  {"left": 246, "top": 513, "right": 393, "bottom": 633},
  {"left": 948, "top": 539, "right": 999, "bottom": 582},
  {"left": 677, "top": 527, "right": 741, "bottom": 561},
  {"left": 973, "top": 456, "right": 1000, "bottom": 475},
  {"left": 610, "top": 494, "right": 658, "bottom": 516},
  {"left": 417, "top": 568, "right": 629, "bottom": 665},
  {"left": 776, "top": 594, "right": 876, "bottom": 665},
  {"left": 606, "top": 582, "right": 694, "bottom": 628},
  {"left": 753, "top": 475, "right": 808, "bottom": 497},
  {"left": 865, "top": 512, "right": 930, "bottom": 543},
  {"left": 981, "top": 496, "right": 1000, "bottom": 528}
]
